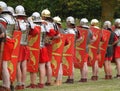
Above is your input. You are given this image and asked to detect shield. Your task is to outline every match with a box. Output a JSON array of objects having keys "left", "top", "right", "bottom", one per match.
[
  {"left": 98, "top": 29, "right": 111, "bottom": 68},
  {"left": 74, "top": 28, "right": 88, "bottom": 69},
  {"left": 0, "top": 22, "right": 7, "bottom": 79},
  {"left": 8, "top": 31, "right": 21, "bottom": 82},
  {"left": 87, "top": 27, "right": 101, "bottom": 66},
  {"left": 51, "top": 34, "right": 66, "bottom": 77},
  {"left": 27, "top": 29, "right": 40, "bottom": 73},
  {"left": 62, "top": 34, "right": 74, "bottom": 76}
]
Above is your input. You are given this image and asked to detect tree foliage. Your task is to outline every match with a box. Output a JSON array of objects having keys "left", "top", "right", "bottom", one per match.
[
  {"left": 2, "top": 0, "right": 120, "bottom": 21},
  {"left": 101, "top": 0, "right": 117, "bottom": 22}
]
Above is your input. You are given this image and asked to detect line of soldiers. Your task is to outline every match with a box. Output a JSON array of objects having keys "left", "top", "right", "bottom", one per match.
[{"left": 0, "top": 1, "right": 120, "bottom": 91}]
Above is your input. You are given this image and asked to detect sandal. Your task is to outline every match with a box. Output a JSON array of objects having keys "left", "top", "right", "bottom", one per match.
[{"left": 26, "top": 84, "right": 37, "bottom": 88}]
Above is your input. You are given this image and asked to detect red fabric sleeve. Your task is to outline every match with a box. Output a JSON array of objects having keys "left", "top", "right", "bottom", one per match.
[
  {"left": 47, "top": 29, "right": 57, "bottom": 36},
  {"left": 29, "top": 26, "right": 41, "bottom": 36},
  {"left": 0, "top": 21, "right": 7, "bottom": 29},
  {"left": 55, "top": 30, "right": 59, "bottom": 36},
  {"left": 114, "top": 35, "right": 119, "bottom": 41}
]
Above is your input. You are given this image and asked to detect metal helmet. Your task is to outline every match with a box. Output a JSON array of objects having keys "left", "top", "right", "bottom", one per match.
[
  {"left": 53, "top": 16, "right": 61, "bottom": 24},
  {"left": 15, "top": 5, "right": 26, "bottom": 16},
  {"left": 80, "top": 18, "right": 89, "bottom": 27},
  {"left": 41, "top": 9, "right": 51, "bottom": 17},
  {"left": 114, "top": 18, "right": 120, "bottom": 28},
  {"left": 7, "top": 6, "right": 15, "bottom": 15},
  {"left": 0, "top": 1, "right": 9, "bottom": 12},
  {"left": 90, "top": 19, "right": 99, "bottom": 26},
  {"left": 32, "top": 12, "right": 41, "bottom": 23},
  {"left": 103, "top": 21, "right": 111, "bottom": 29},
  {"left": 66, "top": 16, "right": 75, "bottom": 24}
]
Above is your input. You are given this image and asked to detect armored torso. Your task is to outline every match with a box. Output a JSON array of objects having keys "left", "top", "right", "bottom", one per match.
[
  {"left": 0, "top": 13, "right": 15, "bottom": 38},
  {"left": 16, "top": 19, "right": 30, "bottom": 45},
  {"left": 40, "top": 21, "right": 55, "bottom": 47},
  {"left": 40, "top": 25, "right": 46, "bottom": 47}
]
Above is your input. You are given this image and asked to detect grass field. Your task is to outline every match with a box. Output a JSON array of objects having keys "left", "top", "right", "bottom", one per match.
[{"left": 1, "top": 63, "right": 120, "bottom": 91}]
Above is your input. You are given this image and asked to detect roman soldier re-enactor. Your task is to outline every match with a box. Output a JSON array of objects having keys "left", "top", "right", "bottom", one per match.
[
  {"left": 37, "top": 9, "right": 58, "bottom": 88},
  {"left": 15, "top": 5, "right": 39, "bottom": 90},
  {"left": 103, "top": 21, "right": 117, "bottom": 80},
  {"left": 78, "top": 18, "right": 95, "bottom": 82},
  {"left": 90, "top": 19, "right": 100, "bottom": 81},
  {"left": 7, "top": 5, "right": 21, "bottom": 91},
  {"left": 14, "top": 5, "right": 28, "bottom": 90},
  {"left": 26, "top": 12, "right": 41, "bottom": 88},
  {"left": 0, "top": 1, "right": 15, "bottom": 91},
  {"left": 65, "top": 16, "right": 81, "bottom": 84},
  {"left": 53, "top": 16, "right": 63, "bottom": 86},
  {"left": 113, "top": 19, "right": 120, "bottom": 78}
]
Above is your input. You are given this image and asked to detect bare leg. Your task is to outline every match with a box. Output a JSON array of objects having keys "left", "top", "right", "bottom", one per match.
[
  {"left": 92, "top": 61, "right": 99, "bottom": 76},
  {"left": 104, "top": 61, "right": 109, "bottom": 76},
  {"left": 115, "top": 58, "right": 120, "bottom": 76},
  {"left": 79, "top": 62, "right": 88, "bottom": 82},
  {"left": 2, "top": 61, "right": 10, "bottom": 88},
  {"left": 108, "top": 61, "right": 112, "bottom": 76},
  {"left": 30, "top": 72, "right": 37, "bottom": 84},
  {"left": 69, "top": 63, "right": 74, "bottom": 79},
  {"left": 55, "top": 63, "right": 63, "bottom": 85},
  {"left": 21, "top": 60, "right": 27, "bottom": 86},
  {"left": 39, "top": 63, "right": 45, "bottom": 84},
  {"left": 16, "top": 62, "right": 22, "bottom": 85},
  {"left": 46, "top": 61, "right": 52, "bottom": 84},
  {"left": 56, "top": 63, "right": 63, "bottom": 81},
  {"left": 84, "top": 62, "right": 88, "bottom": 78},
  {"left": 26, "top": 72, "right": 37, "bottom": 88},
  {"left": 81, "top": 62, "right": 88, "bottom": 78}
]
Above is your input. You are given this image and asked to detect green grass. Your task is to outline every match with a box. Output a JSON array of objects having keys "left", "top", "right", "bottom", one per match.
[{"left": 1, "top": 63, "right": 120, "bottom": 91}]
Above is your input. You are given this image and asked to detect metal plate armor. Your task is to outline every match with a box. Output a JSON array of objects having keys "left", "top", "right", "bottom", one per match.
[{"left": 0, "top": 13, "right": 15, "bottom": 38}]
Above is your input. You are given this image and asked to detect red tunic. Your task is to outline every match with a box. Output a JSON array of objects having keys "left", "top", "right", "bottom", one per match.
[
  {"left": 2, "top": 38, "right": 15, "bottom": 61},
  {"left": 18, "top": 45, "right": 30, "bottom": 61},
  {"left": 114, "top": 35, "right": 119, "bottom": 58},
  {"left": 39, "top": 47, "right": 49, "bottom": 63},
  {"left": 114, "top": 46, "right": 120, "bottom": 58}
]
